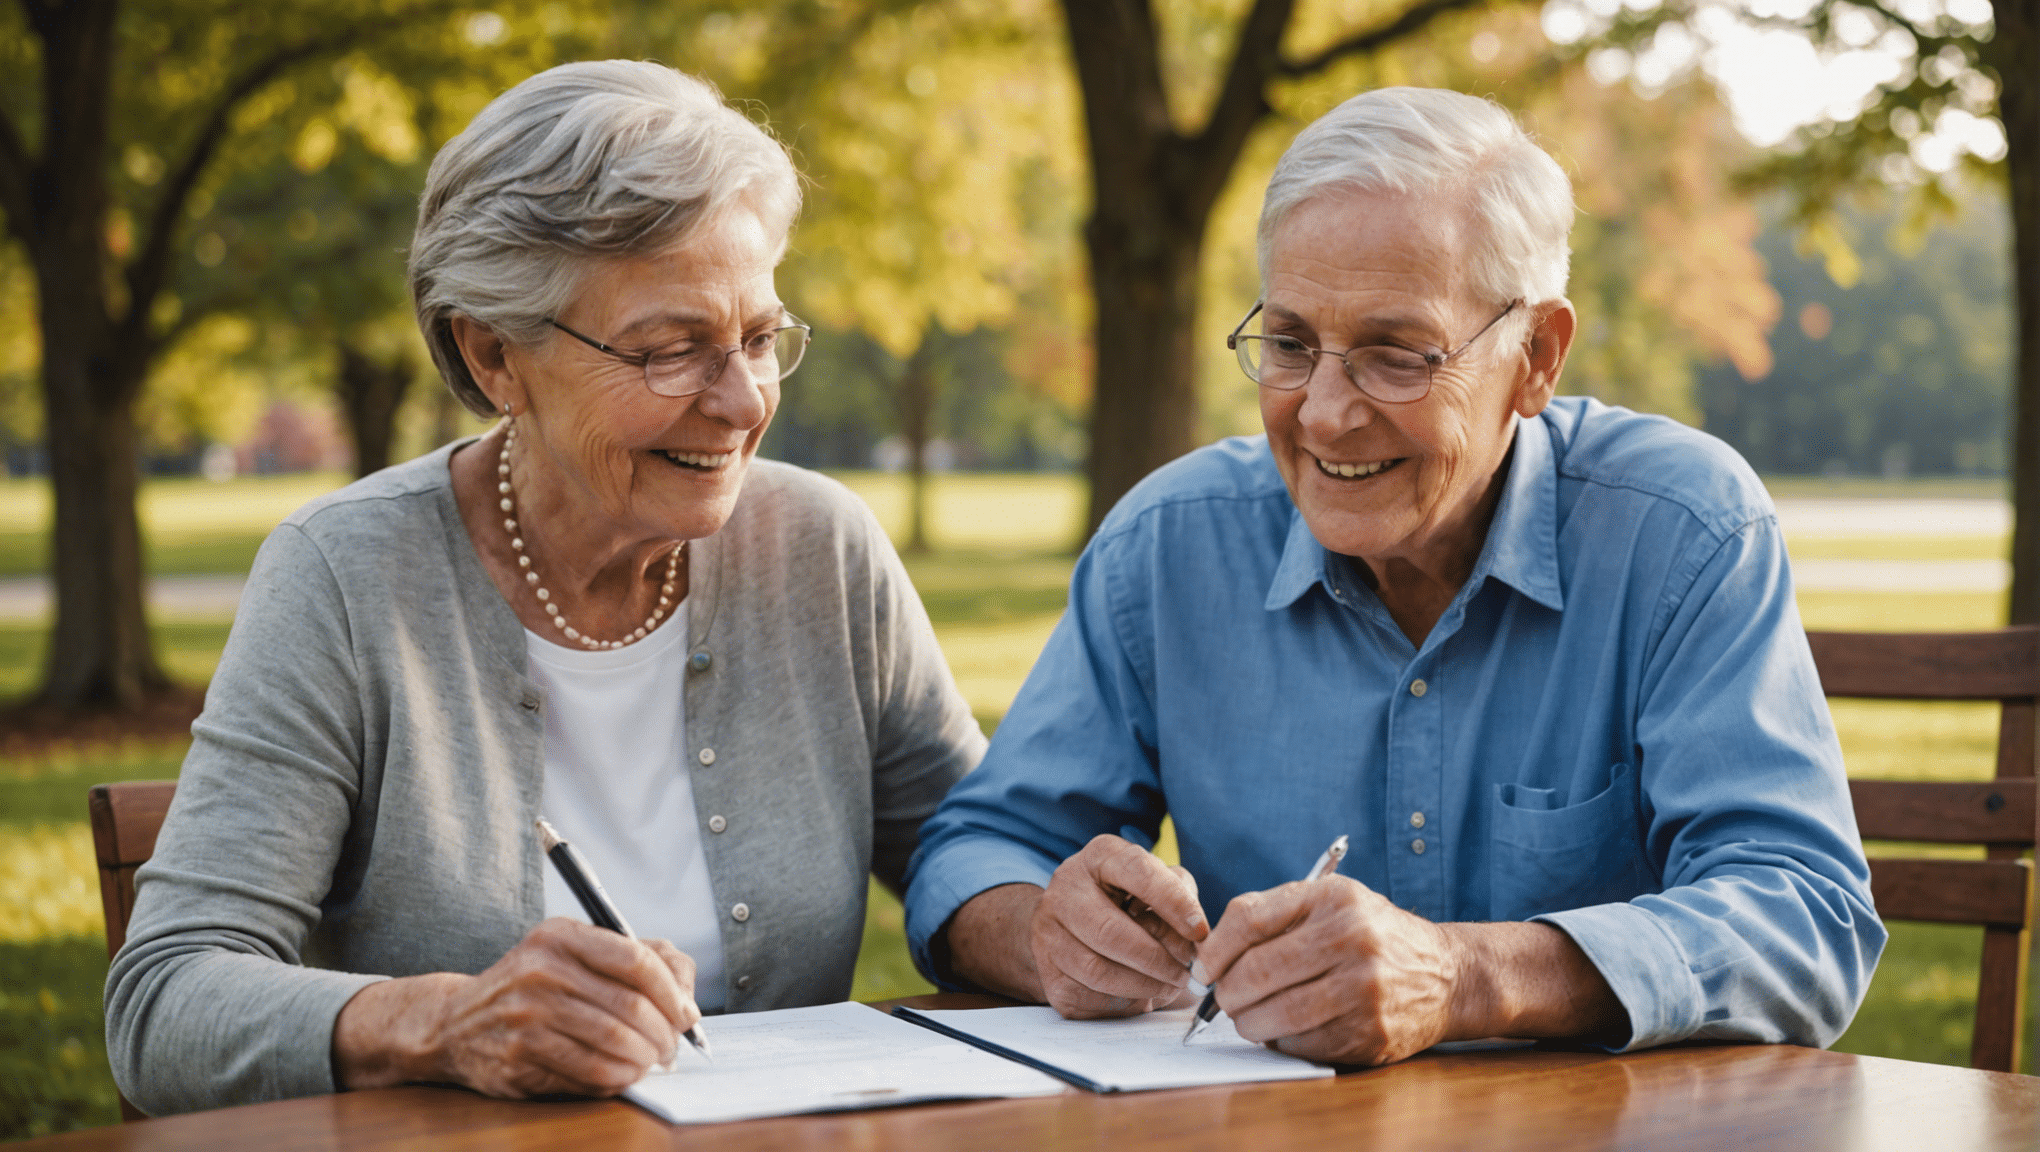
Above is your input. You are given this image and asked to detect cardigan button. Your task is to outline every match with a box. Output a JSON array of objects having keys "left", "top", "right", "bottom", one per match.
[
  {"left": 518, "top": 692, "right": 541, "bottom": 712},
  {"left": 690, "top": 650, "right": 712, "bottom": 672},
  {"left": 731, "top": 902, "right": 750, "bottom": 922},
  {"left": 735, "top": 974, "right": 752, "bottom": 991},
  {"left": 698, "top": 747, "right": 716, "bottom": 766},
  {"left": 708, "top": 814, "right": 727, "bottom": 833}
]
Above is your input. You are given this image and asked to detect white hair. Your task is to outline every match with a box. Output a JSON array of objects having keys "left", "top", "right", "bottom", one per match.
[
  {"left": 1257, "top": 88, "right": 1574, "bottom": 312},
  {"left": 411, "top": 60, "right": 802, "bottom": 415}
]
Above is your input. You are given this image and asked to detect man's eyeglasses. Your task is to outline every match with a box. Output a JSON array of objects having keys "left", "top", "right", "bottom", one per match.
[
  {"left": 1227, "top": 300, "right": 1519, "bottom": 404},
  {"left": 548, "top": 314, "right": 813, "bottom": 398}
]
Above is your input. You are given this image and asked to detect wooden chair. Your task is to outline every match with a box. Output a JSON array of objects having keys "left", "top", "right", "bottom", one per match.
[
  {"left": 87, "top": 779, "right": 177, "bottom": 1123},
  {"left": 1805, "top": 628, "right": 2039, "bottom": 1073}
]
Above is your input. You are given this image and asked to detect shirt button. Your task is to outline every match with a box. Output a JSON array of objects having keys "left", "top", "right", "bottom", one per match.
[
  {"left": 690, "top": 650, "right": 713, "bottom": 672},
  {"left": 708, "top": 814, "right": 727, "bottom": 833},
  {"left": 1410, "top": 679, "right": 1427, "bottom": 697},
  {"left": 735, "top": 974, "right": 752, "bottom": 991},
  {"left": 730, "top": 902, "right": 750, "bottom": 922},
  {"left": 1410, "top": 811, "right": 1426, "bottom": 829},
  {"left": 698, "top": 748, "right": 716, "bottom": 766},
  {"left": 1411, "top": 838, "right": 1426, "bottom": 855}
]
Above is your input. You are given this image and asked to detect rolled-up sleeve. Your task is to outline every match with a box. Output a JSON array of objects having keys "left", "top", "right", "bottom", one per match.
[
  {"left": 1537, "top": 517, "right": 1884, "bottom": 1050},
  {"left": 105, "top": 524, "right": 384, "bottom": 1116},
  {"left": 904, "top": 529, "right": 1166, "bottom": 985}
]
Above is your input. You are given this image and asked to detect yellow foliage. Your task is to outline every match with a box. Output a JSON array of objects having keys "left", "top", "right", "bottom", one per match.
[
  {"left": 0, "top": 825, "right": 103, "bottom": 943},
  {"left": 292, "top": 118, "right": 339, "bottom": 174},
  {"left": 786, "top": 0, "right": 1084, "bottom": 371},
  {"left": 337, "top": 59, "right": 422, "bottom": 163}
]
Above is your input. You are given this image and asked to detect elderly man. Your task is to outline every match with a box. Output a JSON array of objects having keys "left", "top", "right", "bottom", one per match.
[{"left": 903, "top": 87, "right": 1883, "bottom": 1063}]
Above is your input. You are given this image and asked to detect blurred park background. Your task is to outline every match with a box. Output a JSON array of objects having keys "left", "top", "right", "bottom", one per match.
[{"left": 0, "top": 0, "right": 2034, "bottom": 1138}]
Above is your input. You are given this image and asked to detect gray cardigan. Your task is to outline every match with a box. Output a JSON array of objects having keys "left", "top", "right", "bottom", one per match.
[{"left": 105, "top": 444, "right": 984, "bottom": 1116}]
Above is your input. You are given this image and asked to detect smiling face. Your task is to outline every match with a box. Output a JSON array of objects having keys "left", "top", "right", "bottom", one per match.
[
  {"left": 1259, "top": 186, "right": 1558, "bottom": 576},
  {"left": 490, "top": 206, "right": 785, "bottom": 546}
]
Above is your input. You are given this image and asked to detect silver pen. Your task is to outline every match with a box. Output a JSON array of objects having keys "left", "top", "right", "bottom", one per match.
[
  {"left": 1184, "top": 834, "right": 1348, "bottom": 1044},
  {"left": 536, "top": 818, "right": 712, "bottom": 1062}
]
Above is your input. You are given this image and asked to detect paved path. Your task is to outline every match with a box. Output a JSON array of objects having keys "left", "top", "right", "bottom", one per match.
[
  {"left": 0, "top": 575, "right": 245, "bottom": 621},
  {"left": 1771, "top": 497, "right": 2008, "bottom": 537}
]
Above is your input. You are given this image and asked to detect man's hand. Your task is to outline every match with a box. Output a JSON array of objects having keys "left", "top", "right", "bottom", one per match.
[
  {"left": 1030, "top": 834, "right": 1209, "bottom": 1018},
  {"left": 1193, "top": 875, "right": 1457, "bottom": 1064},
  {"left": 1193, "top": 876, "right": 1627, "bottom": 1065},
  {"left": 334, "top": 918, "right": 702, "bottom": 1098}
]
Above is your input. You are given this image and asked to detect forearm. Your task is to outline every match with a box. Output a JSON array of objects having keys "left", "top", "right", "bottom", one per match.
[
  {"left": 1441, "top": 921, "right": 1627, "bottom": 1044},
  {"left": 943, "top": 883, "right": 1046, "bottom": 1003},
  {"left": 332, "top": 973, "right": 463, "bottom": 1090}
]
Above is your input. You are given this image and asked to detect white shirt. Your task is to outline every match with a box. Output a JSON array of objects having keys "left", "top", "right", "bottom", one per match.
[{"left": 527, "top": 606, "right": 726, "bottom": 1010}]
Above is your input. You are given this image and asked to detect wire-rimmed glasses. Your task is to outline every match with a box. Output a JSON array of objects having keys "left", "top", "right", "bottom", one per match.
[
  {"left": 548, "top": 313, "right": 813, "bottom": 397},
  {"left": 1226, "top": 299, "right": 1519, "bottom": 404}
]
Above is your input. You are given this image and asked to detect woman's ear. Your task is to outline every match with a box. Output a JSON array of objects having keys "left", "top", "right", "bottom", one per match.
[
  {"left": 1514, "top": 299, "right": 1577, "bottom": 419},
  {"left": 449, "top": 316, "right": 528, "bottom": 416}
]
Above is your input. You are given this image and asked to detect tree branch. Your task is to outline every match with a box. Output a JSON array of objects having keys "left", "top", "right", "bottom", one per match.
[
  {"left": 1278, "top": 0, "right": 1497, "bottom": 76},
  {"left": 1179, "top": 0, "right": 1296, "bottom": 210},
  {"left": 121, "top": 1, "right": 457, "bottom": 352}
]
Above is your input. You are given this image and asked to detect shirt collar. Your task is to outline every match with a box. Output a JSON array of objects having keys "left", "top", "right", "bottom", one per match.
[{"left": 1263, "top": 415, "right": 1564, "bottom": 613}]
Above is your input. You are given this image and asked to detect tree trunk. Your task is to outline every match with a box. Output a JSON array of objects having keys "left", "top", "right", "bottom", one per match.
[
  {"left": 1082, "top": 208, "right": 1206, "bottom": 539},
  {"left": 337, "top": 342, "right": 414, "bottom": 478},
  {"left": 898, "top": 342, "right": 937, "bottom": 554},
  {"left": 20, "top": 0, "right": 169, "bottom": 711},
  {"left": 34, "top": 277, "right": 166, "bottom": 709},
  {"left": 1996, "top": 0, "right": 2040, "bottom": 625}
]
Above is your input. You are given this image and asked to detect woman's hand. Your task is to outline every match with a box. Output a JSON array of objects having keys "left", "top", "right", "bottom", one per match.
[{"left": 334, "top": 918, "right": 700, "bottom": 1098}]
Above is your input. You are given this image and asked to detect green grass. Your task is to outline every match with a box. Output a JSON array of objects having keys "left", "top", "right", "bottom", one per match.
[{"left": 0, "top": 471, "right": 2032, "bottom": 1138}]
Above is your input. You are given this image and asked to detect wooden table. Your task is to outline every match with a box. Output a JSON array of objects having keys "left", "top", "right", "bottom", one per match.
[{"left": 21, "top": 996, "right": 2039, "bottom": 1151}]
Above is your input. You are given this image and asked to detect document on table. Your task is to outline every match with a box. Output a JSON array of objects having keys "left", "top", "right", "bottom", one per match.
[
  {"left": 892, "top": 1005, "right": 1335, "bottom": 1093},
  {"left": 624, "top": 1001, "right": 1066, "bottom": 1125}
]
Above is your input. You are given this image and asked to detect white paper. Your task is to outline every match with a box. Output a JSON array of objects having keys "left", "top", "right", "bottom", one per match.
[
  {"left": 623, "top": 1002, "right": 1066, "bottom": 1125},
  {"left": 900, "top": 1005, "right": 1335, "bottom": 1092}
]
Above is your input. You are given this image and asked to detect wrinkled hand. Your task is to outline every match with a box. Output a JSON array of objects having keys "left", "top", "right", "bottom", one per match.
[
  {"left": 1030, "top": 834, "right": 1208, "bottom": 1018},
  {"left": 1193, "top": 875, "right": 1460, "bottom": 1065},
  {"left": 336, "top": 918, "right": 700, "bottom": 1098}
]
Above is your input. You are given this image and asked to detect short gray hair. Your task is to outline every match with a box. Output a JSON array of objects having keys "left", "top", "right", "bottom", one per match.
[
  {"left": 1258, "top": 88, "right": 1574, "bottom": 311},
  {"left": 411, "top": 60, "right": 801, "bottom": 416}
]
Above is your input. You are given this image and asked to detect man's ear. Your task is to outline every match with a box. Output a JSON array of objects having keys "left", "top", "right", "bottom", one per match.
[
  {"left": 449, "top": 315, "right": 528, "bottom": 415},
  {"left": 1514, "top": 299, "right": 1577, "bottom": 419}
]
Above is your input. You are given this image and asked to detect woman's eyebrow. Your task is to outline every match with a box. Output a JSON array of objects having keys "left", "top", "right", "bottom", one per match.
[{"left": 612, "top": 306, "right": 788, "bottom": 343}]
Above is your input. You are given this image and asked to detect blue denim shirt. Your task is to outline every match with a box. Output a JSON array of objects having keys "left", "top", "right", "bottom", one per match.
[{"left": 905, "top": 397, "right": 1883, "bottom": 1050}]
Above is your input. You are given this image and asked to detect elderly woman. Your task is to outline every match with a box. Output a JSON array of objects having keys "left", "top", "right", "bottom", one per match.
[
  {"left": 905, "top": 88, "right": 1883, "bottom": 1062},
  {"left": 106, "top": 61, "right": 982, "bottom": 1115}
]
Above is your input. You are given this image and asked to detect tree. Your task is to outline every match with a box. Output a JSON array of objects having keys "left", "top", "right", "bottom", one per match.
[
  {"left": 0, "top": 0, "right": 472, "bottom": 711},
  {"left": 678, "top": 0, "right": 1082, "bottom": 552},
  {"left": 1557, "top": 0, "right": 2036, "bottom": 615}
]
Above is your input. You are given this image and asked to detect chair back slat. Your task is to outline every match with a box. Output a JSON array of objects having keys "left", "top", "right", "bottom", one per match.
[
  {"left": 1806, "top": 629, "right": 2040, "bottom": 700},
  {"left": 86, "top": 779, "right": 176, "bottom": 1125},
  {"left": 87, "top": 781, "right": 176, "bottom": 959},
  {"left": 1806, "top": 627, "right": 2039, "bottom": 1074},
  {"left": 1867, "top": 858, "right": 2032, "bottom": 929},
  {"left": 1850, "top": 779, "right": 2037, "bottom": 845}
]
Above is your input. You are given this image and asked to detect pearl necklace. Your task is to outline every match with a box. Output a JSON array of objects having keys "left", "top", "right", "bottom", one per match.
[{"left": 498, "top": 418, "right": 681, "bottom": 650}]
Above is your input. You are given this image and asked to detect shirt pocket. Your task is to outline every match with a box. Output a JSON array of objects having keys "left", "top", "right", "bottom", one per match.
[{"left": 1489, "top": 762, "right": 1657, "bottom": 921}]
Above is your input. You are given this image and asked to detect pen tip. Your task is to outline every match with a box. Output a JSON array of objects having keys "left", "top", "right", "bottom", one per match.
[{"left": 534, "top": 817, "right": 562, "bottom": 852}]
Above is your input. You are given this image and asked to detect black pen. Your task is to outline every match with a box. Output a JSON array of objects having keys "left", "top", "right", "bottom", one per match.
[
  {"left": 535, "top": 817, "right": 712, "bottom": 1062},
  {"left": 1184, "top": 834, "right": 1348, "bottom": 1044}
]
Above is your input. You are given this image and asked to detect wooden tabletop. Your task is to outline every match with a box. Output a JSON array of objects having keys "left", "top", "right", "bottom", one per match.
[{"left": 23, "top": 995, "right": 2039, "bottom": 1152}]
